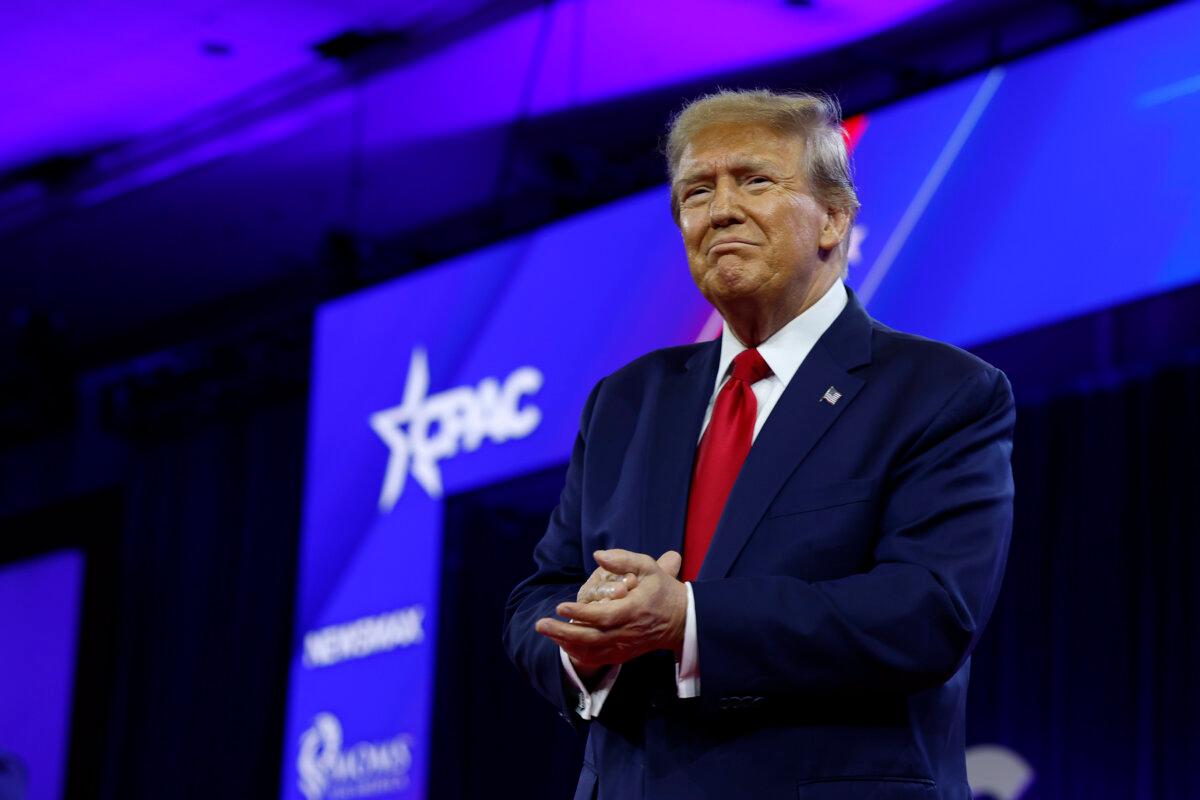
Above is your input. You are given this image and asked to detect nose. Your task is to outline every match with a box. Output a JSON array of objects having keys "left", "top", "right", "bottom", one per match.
[{"left": 709, "top": 178, "right": 744, "bottom": 227}]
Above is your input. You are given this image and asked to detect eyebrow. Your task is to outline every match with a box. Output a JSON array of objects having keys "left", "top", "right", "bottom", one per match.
[{"left": 673, "top": 158, "right": 786, "bottom": 191}]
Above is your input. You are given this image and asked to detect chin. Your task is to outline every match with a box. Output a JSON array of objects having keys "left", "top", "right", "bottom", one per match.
[{"left": 709, "top": 260, "right": 768, "bottom": 296}]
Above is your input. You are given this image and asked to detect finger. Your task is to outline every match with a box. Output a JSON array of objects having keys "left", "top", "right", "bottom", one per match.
[
  {"left": 592, "top": 584, "right": 625, "bottom": 602},
  {"left": 578, "top": 580, "right": 604, "bottom": 603},
  {"left": 556, "top": 600, "right": 627, "bottom": 628},
  {"left": 594, "top": 574, "right": 637, "bottom": 601},
  {"left": 577, "top": 567, "right": 614, "bottom": 603},
  {"left": 600, "top": 573, "right": 638, "bottom": 596},
  {"left": 581, "top": 583, "right": 625, "bottom": 604},
  {"left": 594, "top": 549, "right": 657, "bottom": 576},
  {"left": 536, "top": 617, "right": 606, "bottom": 644},
  {"left": 656, "top": 550, "right": 682, "bottom": 578}
]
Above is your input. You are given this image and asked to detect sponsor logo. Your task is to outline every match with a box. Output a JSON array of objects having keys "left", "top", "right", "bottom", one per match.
[
  {"left": 965, "top": 744, "right": 1034, "bottom": 800},
  {"left": 303, "top": 605, "right": 425, "bottom": 669},
  {"left": 370, "top": 348, "right": 543, "bottom": 511},
  {"left": 297, "top": 713, "right": 413, "bottom": 800}
]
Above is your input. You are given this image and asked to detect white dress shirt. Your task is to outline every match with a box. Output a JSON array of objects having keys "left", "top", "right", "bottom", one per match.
[{"left": 564, "top": 279, "right": 849, "bottom": 719}]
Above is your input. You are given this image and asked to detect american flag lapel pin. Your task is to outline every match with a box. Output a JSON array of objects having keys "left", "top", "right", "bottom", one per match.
[{"left": 820, "top": 385, "right": 843, "bottom": 405}]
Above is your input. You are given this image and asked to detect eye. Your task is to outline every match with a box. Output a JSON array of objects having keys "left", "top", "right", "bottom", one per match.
[
  {"left": 683, "top": 186, "right": 710, "bottom": 202},
  {"left": 747, "top": 176, "right": 771, "bottom": 186}
]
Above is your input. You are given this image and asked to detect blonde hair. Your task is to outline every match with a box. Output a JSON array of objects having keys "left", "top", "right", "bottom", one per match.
[{"left": 664, "top": 89, "right": 861, "bottom": 226}]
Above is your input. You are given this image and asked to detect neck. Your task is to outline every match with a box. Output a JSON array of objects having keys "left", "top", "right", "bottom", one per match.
[{"left": 720, "top": 271, "right": 839, "bottom": 347}]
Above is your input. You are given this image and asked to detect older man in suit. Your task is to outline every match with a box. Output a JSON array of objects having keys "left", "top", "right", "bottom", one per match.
[{"left": 504, "top": 89, "right": 1014, "bottom": 800}]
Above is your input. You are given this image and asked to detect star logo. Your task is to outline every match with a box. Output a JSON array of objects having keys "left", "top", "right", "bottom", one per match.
[{"left": 369, "top": 348, "right": 544, "bottom": 511}]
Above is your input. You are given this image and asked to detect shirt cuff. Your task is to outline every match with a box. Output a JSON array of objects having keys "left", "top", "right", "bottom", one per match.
[
  {"left": 675, "top": 581, "right": 700, "bottom": 698},
  {"left": 560, "top": 646, "right": 621, "bottom": 719}
]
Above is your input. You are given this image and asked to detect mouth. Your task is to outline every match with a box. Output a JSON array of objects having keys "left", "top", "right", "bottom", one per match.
[{"left": 708, "top": 238, "right": 758, "bottom": 255}]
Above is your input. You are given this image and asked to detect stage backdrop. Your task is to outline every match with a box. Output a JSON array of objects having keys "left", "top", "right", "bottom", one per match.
[
  {"left": 280, "top": 4, "right": 1200, "bottom": 799},
  {"left": 0, "top": 550, "right": 84, "bottom": 800}
]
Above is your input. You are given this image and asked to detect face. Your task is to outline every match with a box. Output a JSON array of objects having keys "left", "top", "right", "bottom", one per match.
[{"left": 674, "top": 122, "right": 848, "bottom": 322}]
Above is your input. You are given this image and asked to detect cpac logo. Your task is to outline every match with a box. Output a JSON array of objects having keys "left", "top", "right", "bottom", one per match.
[
  {"left": 370, "top": 348, "right": 544, "bottom": 511},
  {"left": 297, "top": 713, "right": 413, "bottom": 800}
]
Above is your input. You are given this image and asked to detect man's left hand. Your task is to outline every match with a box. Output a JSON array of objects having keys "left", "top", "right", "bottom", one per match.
[{"left": 535, "top": 549, "right": 688, "bottom": 670}]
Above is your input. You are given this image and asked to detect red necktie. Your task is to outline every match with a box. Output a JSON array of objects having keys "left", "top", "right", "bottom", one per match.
[{"left": 682, "top": 348, "right": 772, "bottom": 581}]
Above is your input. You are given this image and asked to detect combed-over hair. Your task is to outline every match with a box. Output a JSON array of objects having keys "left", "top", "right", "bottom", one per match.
[{"left": 664, "top": 89, "right": 861, "bottom": 226}]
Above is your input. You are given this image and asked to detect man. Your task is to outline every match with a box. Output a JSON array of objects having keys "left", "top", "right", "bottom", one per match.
[{"left": 503, "top": 90, "right": 1014, "bottom": 799}]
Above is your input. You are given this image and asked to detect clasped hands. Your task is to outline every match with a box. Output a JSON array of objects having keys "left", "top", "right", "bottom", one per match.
[{"left": 535, "top": 549, "right": 688, "bottom": 679}]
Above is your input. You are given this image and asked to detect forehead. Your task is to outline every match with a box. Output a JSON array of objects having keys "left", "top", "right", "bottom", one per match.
[{"left": 676, "top": 121, "right": 803, "bottom": 177}]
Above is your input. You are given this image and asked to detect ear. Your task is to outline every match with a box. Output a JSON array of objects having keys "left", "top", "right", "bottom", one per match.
[{"left": 819, "top": 206, "right": 851, "bottom": 251}]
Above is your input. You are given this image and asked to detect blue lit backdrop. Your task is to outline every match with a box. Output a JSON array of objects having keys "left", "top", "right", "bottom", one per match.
[{"left": 282, "top": 5, "right": 1200, "bottom": 799}]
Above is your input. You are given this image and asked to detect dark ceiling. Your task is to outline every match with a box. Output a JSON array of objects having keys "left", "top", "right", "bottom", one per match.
[{"left": 0, "top": 0, "right": 1181, "bottom": 444}]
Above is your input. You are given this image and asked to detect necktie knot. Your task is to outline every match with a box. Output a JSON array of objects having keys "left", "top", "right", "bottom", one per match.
[{"left": 729, "top": 348, "right": 771, "bottom": 385}]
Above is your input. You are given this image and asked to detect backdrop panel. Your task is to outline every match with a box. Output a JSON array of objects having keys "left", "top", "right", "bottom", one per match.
[{"left": 282, "top": 5, "right": 1200, "bottom": 798}]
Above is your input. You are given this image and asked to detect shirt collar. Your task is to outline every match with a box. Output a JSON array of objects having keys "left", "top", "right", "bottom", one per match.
[{"left": 714, "top": 278, "right": 848, "bottom": 393}]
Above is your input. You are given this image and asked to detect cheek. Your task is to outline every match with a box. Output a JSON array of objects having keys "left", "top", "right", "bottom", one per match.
[
  {"left": 680, "top": 221, "right": 706, "bottom": 258},
  {"left": 776, "top": 210, "right": 819, "bottom": 249}
]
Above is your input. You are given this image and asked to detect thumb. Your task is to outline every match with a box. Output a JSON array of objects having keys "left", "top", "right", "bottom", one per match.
[
  {"left": 594, "top": 548, "right": 655, "bottom": 576},
  {"left": 656, "top": 550, "right": 682, "bottom": 578}
]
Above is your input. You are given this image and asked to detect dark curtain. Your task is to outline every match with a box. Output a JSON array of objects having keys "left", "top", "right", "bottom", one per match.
[
  {"left": 967, "top": 361, "right": 1200, "bottom": 799},
  {"left": 5, "top": 303, "right": 1197, "bottom": 800},
  {"left": 95, "top": 398, "right": 305, "bottom": 800},
  {"left": 431, "top": 464, "right": 586, "bottom": 800}
]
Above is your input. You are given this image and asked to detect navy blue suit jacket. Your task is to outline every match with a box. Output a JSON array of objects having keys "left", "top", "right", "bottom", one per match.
[{"left": 504, "top": 290, "right": 1015, "bottom": 799}]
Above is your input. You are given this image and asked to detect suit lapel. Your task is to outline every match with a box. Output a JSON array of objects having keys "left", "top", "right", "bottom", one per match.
[
  {"left": 639, "top": 341, "right": 720, "bottom": 561},
  {"left": 697, "top": 290, "right": 874, "bottom": 579}
]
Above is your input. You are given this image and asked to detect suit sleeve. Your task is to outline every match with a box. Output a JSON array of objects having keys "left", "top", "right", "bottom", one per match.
[
  {"left": 691, "top": 367, "right": 1015, "bottom": 699},
  {"left": 502, "top": 378, "right": 604, "bottom": 726}
]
